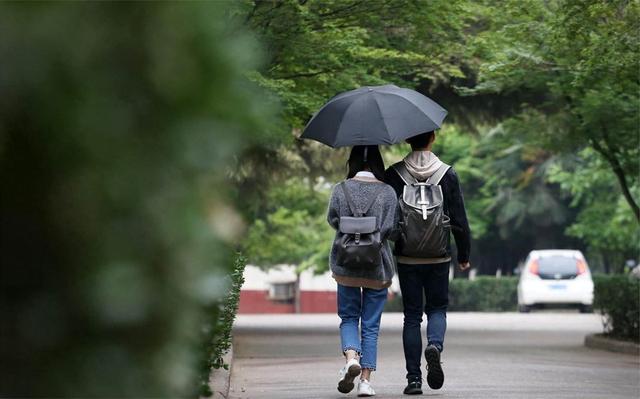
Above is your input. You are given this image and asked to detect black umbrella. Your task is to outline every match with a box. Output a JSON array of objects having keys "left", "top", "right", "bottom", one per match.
[{"left": 300, "top": 84, "right": 447, "bottom": 148}]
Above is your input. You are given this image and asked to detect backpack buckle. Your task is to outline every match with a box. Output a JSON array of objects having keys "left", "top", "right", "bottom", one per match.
[
  {"left": 417, "top": 184, "right": 429, "bottom": 220},
  {"left": 355, "top": 232, "right": 361, "bottom": 244}
]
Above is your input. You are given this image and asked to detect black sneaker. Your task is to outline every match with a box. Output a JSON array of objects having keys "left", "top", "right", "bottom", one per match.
[
  {"left": 403, "top": 378, "right": 423, "bottom": 395},
  {"left": 424, "top": 345, "right": 444, "bottom": 390}
]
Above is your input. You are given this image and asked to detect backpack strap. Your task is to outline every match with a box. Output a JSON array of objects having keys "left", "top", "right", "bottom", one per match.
[
  {"left": 340, "top": 182, "right": 360, "bottom": 216},
  {"left": 426, "top": 163, "right": 451, "bottom": 185},
  {"left": 340, "top": 181, "right": 384, "bottom": 217},
  {"left": 392, "top": 163, "right": 418, "bottom": 185}
]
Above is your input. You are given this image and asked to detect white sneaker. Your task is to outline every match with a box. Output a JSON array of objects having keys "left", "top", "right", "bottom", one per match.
[
  {"left": 337, "top": 358, "right": 361, "bottom": 394},
  {"left": 357, "top": 379, "right": 376, "bottom": 397}
]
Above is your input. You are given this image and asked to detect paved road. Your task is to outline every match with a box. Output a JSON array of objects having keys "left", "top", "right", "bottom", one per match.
[{"left": 230, "top": 313, "right": 639, "bottom": 399}]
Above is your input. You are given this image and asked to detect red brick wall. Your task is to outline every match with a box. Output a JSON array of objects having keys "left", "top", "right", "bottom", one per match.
[
  {"left": 239, "top": 290, "right": 337, "bottom": 313},
  {"left": 239, "top": 290, "right": 393, "bottom": 314},
  {"left": 238, "top": 290, "right": 295, "bottom": 314},
  {"left": 300, "top": 291, "right": 337, "bottom": 313}
]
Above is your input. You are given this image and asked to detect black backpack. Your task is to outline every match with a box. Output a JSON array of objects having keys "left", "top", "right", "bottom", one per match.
[
  {"left": 334, "top": 182, "right": 383, "bottom": 269},
  {"left": 393, "top": 162, "right": 451, "bottom": 258}
]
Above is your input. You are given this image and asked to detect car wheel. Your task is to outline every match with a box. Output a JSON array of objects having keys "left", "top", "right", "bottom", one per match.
[
  {"left": 579, "top": 305, "right": 593, "bottom": 313},
  {"left": 518, "top": 305, "right": 531, "bottom": 313}
]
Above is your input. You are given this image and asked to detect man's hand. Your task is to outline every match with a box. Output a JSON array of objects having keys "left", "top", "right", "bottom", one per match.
[{"left": 458, "top": 262, "right": 471, "bottom": 271}]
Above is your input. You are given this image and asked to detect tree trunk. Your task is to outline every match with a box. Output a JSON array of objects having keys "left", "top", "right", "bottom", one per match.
[
  {"left": 590, "top": 138, "right": 640, "bottom": 222},
  {"left": 602, "top": 251, "right": 611, "bottom": 274},
  {"left": 294, "top": 272, "right": 301, "bottom": 314}
]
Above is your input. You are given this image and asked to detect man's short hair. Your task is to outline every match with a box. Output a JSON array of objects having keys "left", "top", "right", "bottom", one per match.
[{"left": 406, "top": 131, "right": 435, "bottom": 149}]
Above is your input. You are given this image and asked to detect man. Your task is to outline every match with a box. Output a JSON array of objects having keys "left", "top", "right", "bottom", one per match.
[{"left": 384, "top": 131, "right": 471, "bottom": 395}]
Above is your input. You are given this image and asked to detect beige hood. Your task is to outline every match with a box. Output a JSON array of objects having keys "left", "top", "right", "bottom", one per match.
[{"left": 403, "top": 151, "right": 444, "bottom": 181}]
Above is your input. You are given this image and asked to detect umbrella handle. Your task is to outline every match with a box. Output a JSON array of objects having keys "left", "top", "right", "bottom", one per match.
[{"left": 363, "top": 146, "right": 368, "bottom": 163}]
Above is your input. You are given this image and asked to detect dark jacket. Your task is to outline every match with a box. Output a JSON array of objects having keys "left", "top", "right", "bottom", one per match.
[{"left": 384, "top": 163, "right": 471, "bottom": 263}]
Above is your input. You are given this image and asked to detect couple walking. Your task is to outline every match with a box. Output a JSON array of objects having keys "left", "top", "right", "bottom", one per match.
[{"left": 327, "top": 131, "right": 471, "bottom": 397}]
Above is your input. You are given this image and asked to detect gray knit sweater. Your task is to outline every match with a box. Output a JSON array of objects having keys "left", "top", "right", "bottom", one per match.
[{"left": 327, "top": 178, "right": 399, "bottom": 288}]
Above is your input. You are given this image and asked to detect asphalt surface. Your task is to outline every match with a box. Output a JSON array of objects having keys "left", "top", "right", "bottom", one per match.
[{"left": 230, "top": 313, "right": 639, "bottom": 399}]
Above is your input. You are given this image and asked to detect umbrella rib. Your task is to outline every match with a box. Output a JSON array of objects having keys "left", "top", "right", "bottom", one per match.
[
  {"left": 394, "top": 93, "right": 447, "bottom": 126},
  {"left": 302, "top": 90, "right": 361, "bottom": 129},
  {"left": 398, "top": 95, "right": 446, "bottom": 135},
  {"left": 329, "top": 86, "right": 369, "bottom": 102},
  {"left": 302, "top": 89, "right": 369, "bottom": 146},
  {"left": 372, "top": 93, "right": 392, "bottom": 145},
  {"left": 334, "top": 94, "right": 371, "bottom": 147}
]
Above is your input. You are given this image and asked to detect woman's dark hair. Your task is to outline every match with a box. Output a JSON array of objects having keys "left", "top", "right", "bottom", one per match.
[
  {"left": 406, "top": 131, "right": 435, "bottom": 149},
  {"left": 346, "top": 145, "right": 385, "bottom": 181}
]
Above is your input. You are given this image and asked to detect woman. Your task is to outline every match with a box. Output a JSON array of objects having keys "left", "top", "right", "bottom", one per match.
[{"left": 327, "top": 145, "right": 398, "bottom": 397}]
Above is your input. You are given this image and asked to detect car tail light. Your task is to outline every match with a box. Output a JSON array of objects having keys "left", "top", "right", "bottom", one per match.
[
  {"left": 576, "top": 259, "right": 587, "bottom": 275},
  {"left": 529, "top": 260, "right": 539, "bottom": 275}
]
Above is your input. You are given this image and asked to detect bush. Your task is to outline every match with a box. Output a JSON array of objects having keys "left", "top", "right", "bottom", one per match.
[
  {"left": 384, "top": 276, "right": 519, "bottom": 312},
  {"left": 593, "top": 274, "right": 640, "bottom": 342},
  {"left": 449, "top": 276, "right": 518, "bottom": 311},
  {"left": 199, "top": 255, "right": 246, "bottom": 397},
  {"left": 0, "top": 3, "right": 269, "bottom": 396}
]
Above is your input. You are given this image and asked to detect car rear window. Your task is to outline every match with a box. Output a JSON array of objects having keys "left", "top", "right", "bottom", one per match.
[{"left": 538, "top": 256, "right": 578, "bottom": 275}]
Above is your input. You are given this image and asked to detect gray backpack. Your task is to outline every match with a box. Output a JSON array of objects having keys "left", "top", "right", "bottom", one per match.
[
  {"left": 334, "top": 182, "right": 383, "bottom": 269},
  {"left": 393, "top": 163, "right": 451, "bottom": 258}
]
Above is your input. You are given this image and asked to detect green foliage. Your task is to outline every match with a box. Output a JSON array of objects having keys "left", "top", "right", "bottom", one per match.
[
  {"left": 238, "top": 0, "right": 640, "bottom": 277},
  {"left": 452, "top": 0, "right": 640, "bottom": 269},
  {"left": 242, "top": 0, "right": 470, "bottom": 127},
  {"left": 432, "top": 125, "right": 579, "bottom": 274},
  {"left": 548, "top": 149, "right": 639, "bottom": 269},
  {"left": 244, "top": 177, "right": 334, "bottom": 272},
  {"left": 467, "top": 0, "right": 640, "bottom": 219},
  {"left": 477, "top": 122, "right": 570, "bottom": 237},
  {"left": 199, "top": 255, "right": 246, "bottom": 397},
  {"left": 230, "top": 0, "right": 475, "bottom": 208},
  {"left": 593, "top": 274, "right": 640, "bottom": 342},
  {"left": 449, "top": 277, "right": 519, "bottom": 311},
  {"left": 0, "top": 2, "right": 271, "bottom": 397}
]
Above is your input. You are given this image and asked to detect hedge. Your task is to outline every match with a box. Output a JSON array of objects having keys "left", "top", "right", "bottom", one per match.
[
  {"left": 449, "top": 276, "right": 518, "bottom": 311},
  {"left": 385, "top": 276, "right": 519, "bottom": 312},
  {"left": 0, "top": 3, "right": 269, "bottom": 396},
  {"left": 199, "top": 254, "right": 246, "bottom": 397},
  {"left": 593, "top": 274, "right": 640, "bottom": 343}
]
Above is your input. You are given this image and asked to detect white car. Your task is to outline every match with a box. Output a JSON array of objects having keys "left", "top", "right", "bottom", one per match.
[{"left": 517, "top": 250, "right": 594, "bottom": 313}]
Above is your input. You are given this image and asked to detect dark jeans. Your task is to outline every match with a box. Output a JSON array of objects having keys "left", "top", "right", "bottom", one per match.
[{"left": 398, "top": 261, "right": 449, "bottom": 380}]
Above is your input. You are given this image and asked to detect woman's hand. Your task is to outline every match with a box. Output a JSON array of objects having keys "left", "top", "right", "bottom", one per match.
[{"left": 458, "top": 262, "right": 471, "bottom": 271}]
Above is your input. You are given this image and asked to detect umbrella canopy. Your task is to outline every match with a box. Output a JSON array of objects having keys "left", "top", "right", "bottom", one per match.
[{"left": 300, "top": 84, "right": 447, "bottom": 148}]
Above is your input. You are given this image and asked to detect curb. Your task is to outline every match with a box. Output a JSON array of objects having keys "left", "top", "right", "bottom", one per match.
[
  {"left": 205, "top": 345, "right": 234, "bottom": 399},
  {"left": 584, "top": 333, "right": 640, "bottom": 356}
]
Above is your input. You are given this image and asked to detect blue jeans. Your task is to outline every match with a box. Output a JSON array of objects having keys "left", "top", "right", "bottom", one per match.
[
  {"left": 398, "top": 262, "right": 449, "bottom": 380},
  {"left": 337, "top": 284, "right": 388, "bottom": 370}
]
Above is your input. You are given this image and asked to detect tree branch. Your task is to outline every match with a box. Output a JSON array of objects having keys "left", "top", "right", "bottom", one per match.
[
  {"left": 247, "top": 1, "right": 285, "bottom": 31},
  {"left": 273, "top": 69, "right": 333, "bottom": 79},
  {"left": 317, "top": 0, "right": 366, "bottom": 18},
  {"left": 590, "top": 135, "right": 640, "bottom": 222},
  {"left": 243, "top": 1, "right": 259, "bottom": 25}
]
